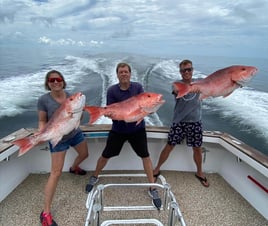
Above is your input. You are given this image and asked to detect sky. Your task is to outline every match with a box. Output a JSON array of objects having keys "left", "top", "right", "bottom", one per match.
[{"left": 0, "top": 0, "right": 268, "bottom": 58}]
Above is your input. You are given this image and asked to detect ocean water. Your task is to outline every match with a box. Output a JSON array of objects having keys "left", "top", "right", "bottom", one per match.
[{"left": 0, "top": 44, "right": 267, "bottom": 156}]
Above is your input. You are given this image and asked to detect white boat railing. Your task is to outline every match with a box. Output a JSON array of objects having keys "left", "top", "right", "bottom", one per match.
[{"left": 85, "top": 173, "right": 186, "bottom": 226}]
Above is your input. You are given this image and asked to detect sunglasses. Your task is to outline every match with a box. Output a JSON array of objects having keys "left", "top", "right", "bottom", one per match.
[
  {"left": 48, "top": 77, "right": 63, "bottom": 83},
  {"left": 180, "top": 67, "right": 193, "bottom": 73}
]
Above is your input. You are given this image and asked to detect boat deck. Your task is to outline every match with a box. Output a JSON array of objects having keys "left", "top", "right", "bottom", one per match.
[{"left": 0, "top": 171, "right": 267, "bottom": 226}]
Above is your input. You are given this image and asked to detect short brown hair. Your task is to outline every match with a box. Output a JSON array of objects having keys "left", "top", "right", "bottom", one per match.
[
  {"left": 179, "top": 59, "right": 192, "bottom": 68},
  {"left": 116, "top": 62, "right": 131, "bottom": 73},
  {"left": 45, "top": 70, "right": 66, "bottom": 90}
]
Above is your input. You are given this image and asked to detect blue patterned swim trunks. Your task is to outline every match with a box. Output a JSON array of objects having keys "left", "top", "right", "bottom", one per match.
[{"left": 167, "top": 121, "right": 203, "bottom": 147}]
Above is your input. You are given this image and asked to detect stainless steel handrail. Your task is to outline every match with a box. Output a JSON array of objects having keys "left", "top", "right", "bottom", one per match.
[{"left": 84, "top": 173, "right": 186, "bottom": 226}]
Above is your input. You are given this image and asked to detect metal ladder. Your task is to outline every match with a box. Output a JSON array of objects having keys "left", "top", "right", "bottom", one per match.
[{"left": 85, "top": 173, "right": 186, "bottom": 226}]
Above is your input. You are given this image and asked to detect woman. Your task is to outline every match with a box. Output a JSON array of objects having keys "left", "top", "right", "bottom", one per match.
[{"left": 38, "top": 70, "right": 89, "bottom": 226}]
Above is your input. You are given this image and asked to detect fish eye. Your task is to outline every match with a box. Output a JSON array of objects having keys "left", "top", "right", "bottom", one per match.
[
  {"left": 147, "top": 94, "right": 151, "bottom": 97},
  {"left": 70, "top": 98, "right": 73, "bottom": 101}
]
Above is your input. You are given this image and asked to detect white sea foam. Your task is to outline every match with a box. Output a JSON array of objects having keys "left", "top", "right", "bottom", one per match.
[
  {"left": 203, "top": 87, "right": 268, "bottom": 138},
  {"left": 2, "top": 56, "right": 266, "bottom": 133},
  {"left": 0, "top": 56, "right": 98, "bottom": 117},
  {"left": 0, "top": 72, "right": 45, "bottom": 117},
  {"left": 1, "top": 54, "right": 267, "bottom": 153}
]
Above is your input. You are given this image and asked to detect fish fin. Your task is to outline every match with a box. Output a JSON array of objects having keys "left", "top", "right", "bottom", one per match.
[
  {"left": 68, "top": 112, "right": 74, "bottom": 118},
  {"left": 127, "top": 110, "right": 145, "bottom": 122},
  {"left": 103, "top": 110, "right": 115, "bottom": 119},
  {"left": 136, "top": 118, "right": 144, "bottom": 125},
  {"left": 74, "top": 120, "right": 80, "bottom": 129},
  {"left": 173, "top": 82, "right": 190, "bottom": 98},
  {"left": 12, "top": 137, "right": 34, "bottom": 157},
  {"left": 142, "top": 103, "right": 162, "bottom": 113},
  {"left": 199, "top": 94, "right": 208, "bottom": 99},
  {"left": 50, "top": 137, "right": 62, "bottom": 148},
  {"left": 84, "top": 106, "right": 103, "bottom": 124},
  {"left": 223, "top": 92, "right": 233, "bottom": 98},
  {"left": 122, "top": 110, "right": 145, "bottom": 124}
]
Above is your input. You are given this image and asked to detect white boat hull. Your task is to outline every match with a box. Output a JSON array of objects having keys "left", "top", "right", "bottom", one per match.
[{"left": 1, "top": 125, "right": 267, "bottom": 220}]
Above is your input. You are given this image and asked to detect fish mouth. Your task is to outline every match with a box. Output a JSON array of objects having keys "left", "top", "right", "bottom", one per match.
[
  {"left": 153, "top": 98, "right": 165, "bottom": 108},
  {"left": 78, "top": 94, "right": 86, "bottom": 107},
  {"left": 157, "top": 95, "right": 165, "bottom": 104},
  {"left": 252, "top": 67, "right": 258, "bottom": 74},
  {"left": 143, "top": 95, "right": 165, "bottom": 113},
  {"left": 248, "top": 67, "right": 258, "bottom": 77},
  {"left": 72, "top": 94, "right": 86, "bottom": 113},
  {"left": 151, "top": 96, "right": 165, "bottom": 111},
  {"left": 236, "top": 67, "right": 258, "bottom": 86}
]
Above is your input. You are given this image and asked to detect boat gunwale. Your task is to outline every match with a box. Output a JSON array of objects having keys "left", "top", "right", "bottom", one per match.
[{"left": 0, "top": 124, "right": 267, "bottom": 170}]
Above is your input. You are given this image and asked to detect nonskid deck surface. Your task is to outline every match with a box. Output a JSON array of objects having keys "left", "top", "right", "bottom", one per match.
[{"left": 0, "top": 171, "right": 267, "bottom": 226}]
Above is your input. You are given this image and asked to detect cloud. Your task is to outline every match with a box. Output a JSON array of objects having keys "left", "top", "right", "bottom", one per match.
[
  {"left": 38, "top": 36, "right": 52, "bottom": 44},
  {"left": 38, "top": 35, "right": 103, "bottom": 47},
  {"left": 0, "top": 0, "right": 267, "bottom": 57},
  {"left": 30, "top": 16, "right": 54, "bottom": 27}
]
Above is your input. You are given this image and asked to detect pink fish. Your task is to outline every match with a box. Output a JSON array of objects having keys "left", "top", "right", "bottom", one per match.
[
  {"left": 13, "top": 92, "right": 86, "bottom": 156},
  {"left": 84, "top": 92, "right": 165, "bottom": 125},
  {"left": 173, "top": 65, "right": 258, "bottom": 99}
]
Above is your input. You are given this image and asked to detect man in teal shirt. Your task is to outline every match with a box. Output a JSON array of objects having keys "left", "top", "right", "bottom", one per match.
[{"left": 153, "top": 59, "right": 209, "bottom": 187}]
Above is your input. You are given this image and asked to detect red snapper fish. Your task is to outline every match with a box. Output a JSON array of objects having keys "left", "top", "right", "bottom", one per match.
[
  {"left": 173, "top": 65, "right": 258, "bottom": 99},
  {"left": 84, "top": 92, "right": 165, "bottom": 125},
  {"left": 13, "top": 92, "right": 86, "bottom": 156}
]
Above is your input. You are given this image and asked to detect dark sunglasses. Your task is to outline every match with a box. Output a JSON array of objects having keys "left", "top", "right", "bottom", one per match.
[
  {"left": 48, "top": 77, "right": 63, "bottom": 83},
  {"left": 180, "top": 67, "right": 193, "bottom": 73}
]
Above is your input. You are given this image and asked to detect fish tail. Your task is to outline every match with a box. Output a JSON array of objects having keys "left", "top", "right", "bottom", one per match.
[
  {"left": 84, "top": 106, "right": 103, "bottom": 124},
  {"left": 12, "top": 137, "right": 34, "bottom": 157},
  {"left": 173, "top": 82, "right": 190, "bottom": 98}
]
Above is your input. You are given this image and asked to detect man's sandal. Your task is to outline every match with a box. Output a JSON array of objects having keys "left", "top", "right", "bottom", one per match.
[{"left": 195, "top": 174, "right": 210, "bottom": 187}]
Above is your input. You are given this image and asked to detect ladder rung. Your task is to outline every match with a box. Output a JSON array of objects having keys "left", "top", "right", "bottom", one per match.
[
  {"left": 103, "top": 205, "right": 161, "bottom": 211},
  {"left": 101, "top": 218, "right": 164, "bottom": 226}
]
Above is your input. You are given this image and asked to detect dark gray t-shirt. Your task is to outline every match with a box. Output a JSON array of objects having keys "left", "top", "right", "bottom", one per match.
[
  {"left": 172, "top": 80, "right": 202, "bottom": 123},
  {"left": 37, "top": 91, "right": 80, "bottom": 141}
]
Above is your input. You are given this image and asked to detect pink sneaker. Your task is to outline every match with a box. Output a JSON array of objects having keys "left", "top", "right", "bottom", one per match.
[{"left": 40, "top": 211, "right": 58, "bottom": 226}]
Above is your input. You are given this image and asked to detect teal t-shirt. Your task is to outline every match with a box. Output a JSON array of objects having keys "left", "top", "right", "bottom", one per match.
[{"left": 172, "top": 80, "right": 202, "bottom": 123}]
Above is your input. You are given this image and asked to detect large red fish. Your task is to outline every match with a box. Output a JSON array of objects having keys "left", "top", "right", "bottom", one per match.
[
  {"left": 84, "top": 92, "right": 165, "bottom": 125},
  {"left": 13, "top": 92, "right": 86, "bottom": 156},
  {"left": 173, "top": 65, "right": 258, "bottom": 99}
]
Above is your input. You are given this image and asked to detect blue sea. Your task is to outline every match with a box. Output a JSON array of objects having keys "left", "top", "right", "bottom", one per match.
[{"left": 0, "top": 44, "right": 267, "bottom": 156}]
